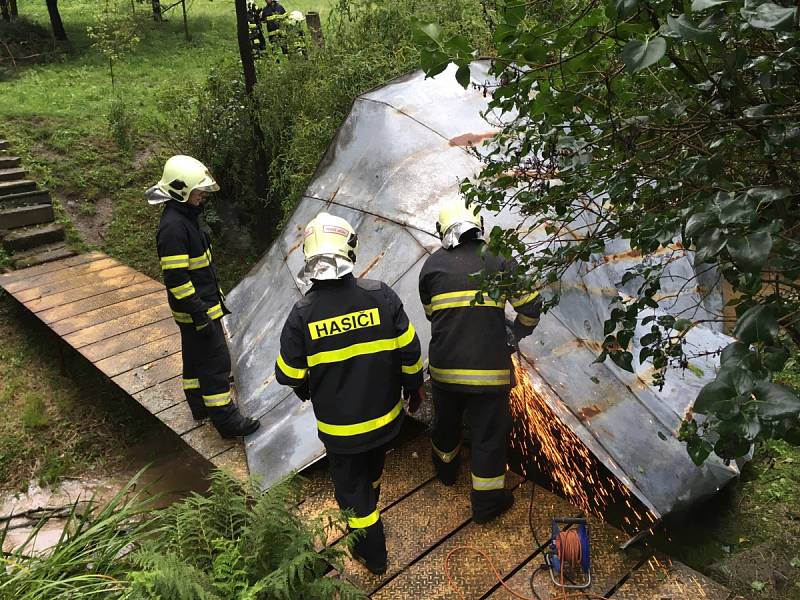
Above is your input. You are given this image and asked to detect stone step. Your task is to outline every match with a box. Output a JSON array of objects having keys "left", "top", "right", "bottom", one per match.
[
  {"left": 0, "top": 179, "right": 36, "bottom": 196},
  {"left": 0, "top": 167, "right": 27, "bottom": 182},
  {"left": 3, "top": 222, "right": 65, "bottom": 252},
  {"left": 0, "top": 156, "right": 21, "bottom": 169},
  {"left": 0, "top": 204, "right": 54, "bottom": 230},
  {"left": 0, "top": 189, "right": 51, "bottom": 208},
  {"left": 11, "top": 243, "right": 77, "bottom": 269}
]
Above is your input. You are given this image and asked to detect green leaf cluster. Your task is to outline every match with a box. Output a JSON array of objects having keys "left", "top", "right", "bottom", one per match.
[{"left": 412, "top": 0, "right": 800, "bottom": 464}]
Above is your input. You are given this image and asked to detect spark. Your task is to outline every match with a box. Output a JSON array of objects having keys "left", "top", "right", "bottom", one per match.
[{"left": 509, "top": 356, "right": 657, "bottom": 532}]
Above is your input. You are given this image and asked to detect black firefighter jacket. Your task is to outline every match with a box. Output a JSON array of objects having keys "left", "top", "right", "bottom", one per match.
[
  {"left": 419, "top": 238, "right": 542, "bottom": 394},
  {"left": 275, "top": 275, "right": 424, "bottom": 454},
  {"left": 156, "top": 201, "right": 227, "bottom": 328}
]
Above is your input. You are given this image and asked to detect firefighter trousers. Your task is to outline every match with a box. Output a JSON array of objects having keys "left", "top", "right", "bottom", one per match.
[
  {"left": 327, "top": 445, "right": 388, "bottom": 566},
  {"left": 179, "top": 319, "right": 238, "bottom": 426},
  {"left": 430, "top": 386, "right": 512, "bottom": 521}
]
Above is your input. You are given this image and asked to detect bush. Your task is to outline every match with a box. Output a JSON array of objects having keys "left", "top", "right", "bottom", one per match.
[
  {"left": 164, "top": 0, "right": 491, "bottom": 255},
  {"left": 108, "top": 96, "right": 137, "bottom": 151}
]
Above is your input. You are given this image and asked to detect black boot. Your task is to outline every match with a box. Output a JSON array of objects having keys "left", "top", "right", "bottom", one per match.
[
  {"left": 472, "top": 489, "right": 514, "bottom": 524},
  {"left": 209, "top": 405, "right": 261, "bottom": 439}
]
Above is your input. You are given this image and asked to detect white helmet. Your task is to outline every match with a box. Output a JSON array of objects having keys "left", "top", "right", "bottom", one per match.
[{"left": 146, "top": 155, "right": 219, "bottom": 205}]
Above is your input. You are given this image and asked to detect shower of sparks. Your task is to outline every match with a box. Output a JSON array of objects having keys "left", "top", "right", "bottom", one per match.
[{"left": 509, "top": 356, "right": 658, "bottom": 533}]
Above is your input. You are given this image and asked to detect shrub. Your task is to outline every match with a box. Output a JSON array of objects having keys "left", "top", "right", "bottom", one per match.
[{"left": 164, "top": 0, "right": 491, "bottom": 255}]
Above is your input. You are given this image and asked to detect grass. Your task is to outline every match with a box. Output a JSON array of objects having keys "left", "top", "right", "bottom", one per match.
[
  {"left": 0, "top": 292, "right": 153, "bottom": 490},
  {"left": 1, "top": 0, "right": 331, "bottom": 285}
]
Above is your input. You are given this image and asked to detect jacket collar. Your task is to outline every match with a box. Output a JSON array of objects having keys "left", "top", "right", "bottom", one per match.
[{"left": 166, "top": 199, "right": 203, "bottom": 222}]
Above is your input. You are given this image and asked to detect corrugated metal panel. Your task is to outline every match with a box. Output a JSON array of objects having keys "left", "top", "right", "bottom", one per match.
[{"left": 225, "top": 60, "right": 739, "bottom": 515}]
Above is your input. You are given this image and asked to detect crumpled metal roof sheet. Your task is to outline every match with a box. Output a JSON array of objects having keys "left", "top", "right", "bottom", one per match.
[{"left": 225, "top": 61, "right": 738, "bottom": 517}]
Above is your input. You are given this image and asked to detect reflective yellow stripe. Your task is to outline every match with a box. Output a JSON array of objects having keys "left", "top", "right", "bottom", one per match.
[
  {"left": 432, "top": 441, "right": 460, "bottom": 464},
  {"left": 510, "top": 291, "right": 539, "bottom": 308},
  {"left": 277, "top": 353, "right": 308, "bottom": 380},
  {"left": 401, "top": 357, "right": 423, "bottom": 375},
  {"left": 202, "top": 391, "right": 231, "bottom": 407},
  {"left": 429, "top": 366, "right": 511, "bottom": 386},
  {"left": 317, "top": 400, "right": 402, "bottom": 437},
  {"left": 169, "top": 281, "right": 196, "bottom": 300},
  {"left": 182, "top": 378, "right": 200, "bottom": 390},
  {"left": 517, "top": 313, "right": 539, "bottom": 327},
  {"left": 307, "top": 325, "right": 416, "bottom": 367},
  {"left": 430, "top": 289, "right": 503, "bottom": 312},
  {"left": 348, "top": 509, "right": 380, "bottom": 529},
  {"left": 372, "top": 475, "right": 383, "bottom": 489},
  {"left": 472, "top": 473, "right": 505, "bottom": 491},
  {"left": 160, "top": 254, "right": 189, "bottom": 270},
  {"left": 188, "top": 249, "right": 212, "bottom": 270},
  {"left": 172, "top": 303, "right": 224, "bottom": 324},
  {"left": 423, "top": 303, "right": 432, "bottom": 317}
]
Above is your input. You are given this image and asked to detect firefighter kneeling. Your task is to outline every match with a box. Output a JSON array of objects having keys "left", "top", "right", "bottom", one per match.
[
  {"left": 275, "top": 212, "right": 425, "bottom": 575},
  {"left": 419, "top": 197, "right": 542, "bottom": 523}
]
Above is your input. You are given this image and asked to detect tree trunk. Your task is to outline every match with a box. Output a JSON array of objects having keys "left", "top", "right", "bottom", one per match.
[
  {"left": 234, "top": 0, "right": 270, "bottom": 229},
  {"left": 1, "top": 0, "right": 10, "bottom": 22},
  {"left": 151, "top": 0, "right": 162, "bottom": 21},
  {"left": 234, "top": 0, "right": 256, "bottom": 94},
  {"left": 10, "top": 0, "right": 17, "bottom": 18},
  {"left": 46, "top": 0, "right": 68, "bottom": 41}
]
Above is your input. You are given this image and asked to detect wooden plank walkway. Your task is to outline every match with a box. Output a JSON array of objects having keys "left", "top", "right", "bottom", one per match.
[
  {"left": 1, "top": 252, "right": 736, "bottom": 598},
  {"left": 0, "top": 252, "right": 247, "bottom": 478}
]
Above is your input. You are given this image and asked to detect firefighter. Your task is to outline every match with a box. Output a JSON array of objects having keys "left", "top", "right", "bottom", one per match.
[
  {"left": 146, "top": 155, "right": 260, "bottom": 439},
  {"left": 418, "top": 197, "right": 542, "bottom": 523},
  {"left": 261, "top": 0, "right": 286, "bottom": 46},
  {"left": 275, "top": 212, "right": 425, "bottom": 575}
]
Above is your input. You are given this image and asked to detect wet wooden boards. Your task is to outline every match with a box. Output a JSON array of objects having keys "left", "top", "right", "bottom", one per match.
[{"left": 0, "top": 252, "right": 245, "bottom": 475}]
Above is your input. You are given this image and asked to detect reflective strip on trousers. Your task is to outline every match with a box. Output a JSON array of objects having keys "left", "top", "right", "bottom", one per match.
[
  {"left": 277, "top": 353, "right": 308, "bottom": 380},
  {"left": 348, "top": 508, "right": 380, "bottom": 529},
  {"left": 202, "top": 391, "right": 231, "bottom": 407},
  {"left": 517, "top": 313, "right": 539, "bottom": 327},
  {"left": 401, "top": 357, "right": 423, "bottom": 375},
  {"left": 160, "top": 254, "right": 189, "bottom": 270},
  {"left": 510, "top": 290, "right": 539, "bottom": 308},
  {"left": 306, "top": 324, "right": 416, "bottom": 367},
  {"left": 472, "top": 473, "right": 505, "bottom": 491},
  {"left": 372, "top": 475, "right": 382, "bottom": 489},
  {"left": 316, "top": 400, "right": 402, "bottom": 437},
  {"left": 432, "top": 440, "right": 461, "bottom": 464},
  {"left": 182, "top": 378, "right": 200, "bottom": 390},
  {"left": 429, "top": 289, "right": 504, "bottom": 312},
  {"left": 429, "top": 366, "right": 511, "bottom": 386},
  {"left": 169, "top": 281, "right": 196, "bottom": 300},
  {"left": 172, "top": 303, "right": 224, "bottom": 324}
]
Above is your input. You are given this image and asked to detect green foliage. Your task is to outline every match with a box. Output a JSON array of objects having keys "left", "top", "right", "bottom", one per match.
[
  {"left": 86, "top": 0, "right": 144, "bottom": 88},
  {"left": 171, "top": 0, "right": 491, "bottom": 246},
  {"left": 108, "top": 96, "right": 138, "bottom": 151},
  {"left": 0, "top": 469, "right": 365, "bottom": 599},
  {"left": 414, "top": 0, "right": 800, "bottom": 463},
  {"left": 125, "top": 470, "right": 365, "bottom": 600}
]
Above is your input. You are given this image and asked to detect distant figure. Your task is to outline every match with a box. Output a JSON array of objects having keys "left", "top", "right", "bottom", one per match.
[
  {"left": 146, "top": 155, "right": 260, "bottom": 440},
  {"left": 247, "top": 1, "right": 267, "bottom": 53},
  {"left": 261, "top": 0, "right": 286, "bottom": 40}
]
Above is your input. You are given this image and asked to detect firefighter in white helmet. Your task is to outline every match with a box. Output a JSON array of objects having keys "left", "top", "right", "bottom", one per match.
[
  {"left": 418, "top": 197, "right": 542, "bottom": 523},
  {"left": 146, "top": 155, "right": 260, "bottom": 439},
  {"left": 275, "top": 212, "right": 424, "bottom": 575}
]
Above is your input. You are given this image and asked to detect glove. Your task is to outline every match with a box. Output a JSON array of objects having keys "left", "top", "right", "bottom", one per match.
[
  {"left": 293, "top": 379, "right": 310, "bottom": 401},
  {"left": 403, "top": 385, "right": 425, "bottom": 414},
  {"left": 193, "top": 312, "right": 213, "bottom": 339}
]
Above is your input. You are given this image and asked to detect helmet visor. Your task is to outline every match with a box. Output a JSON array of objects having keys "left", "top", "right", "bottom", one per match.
[{"left": 145, "top": 185, "right": 174, "bottom": 205}]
